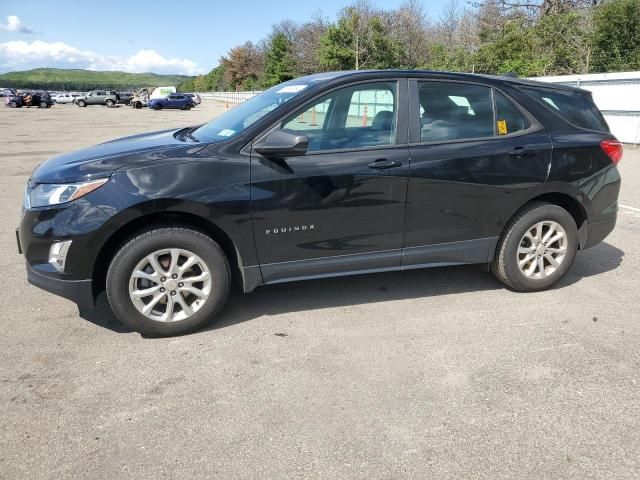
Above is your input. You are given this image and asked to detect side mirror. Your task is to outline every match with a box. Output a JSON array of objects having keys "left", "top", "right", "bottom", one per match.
[{"left": 254, "top": 129, "right": 308, "bottom": 158}]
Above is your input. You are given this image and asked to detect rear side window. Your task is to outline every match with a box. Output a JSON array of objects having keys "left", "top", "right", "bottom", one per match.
[
  {"left": 418, "top": 82, "right": 494, "bottom": 142},
  {"left": 521, "top": 87, "right": 609, "bottom": 132},
  {"left": 495, "top": 91, "right": 530, "bottom": 135}
]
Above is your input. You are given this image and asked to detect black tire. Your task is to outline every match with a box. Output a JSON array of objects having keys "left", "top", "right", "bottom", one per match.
[
  {"left": 77, "top": 100, "right": 86, "bottom": 107},
  {"left": 106, "top": 227, "right": 231, "bottom": 336},
  {"left": 8, "top": 101, "right": 17, "bottom": 108},
  {"left": 40, "top": 101, "right": 48, "bottom": 108},
  {"left": 105, "top": 99, "right": 115, "bottom": 107},
  {"left": 153, "top": 104, "right": 163, "bottom": 110},
  {"left": 491, "top": 202, "right": 578, "bottom": 291}
]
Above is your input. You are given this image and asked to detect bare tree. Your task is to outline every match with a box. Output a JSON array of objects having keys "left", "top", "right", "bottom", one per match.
[
  {"left": 438, "top": 0, "right": 462, "bottom": 45},
  {"left": 295, "top": 11, "right": 329, "bottom": 74},
  {"left": 388, "top": 0, "right": 431, "bottom": 68},
  {"left": 272, "top": 19, "right": 299, "bottom": 44}
]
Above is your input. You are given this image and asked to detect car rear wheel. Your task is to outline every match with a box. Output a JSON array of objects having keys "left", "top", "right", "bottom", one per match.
[
  {"left": 153, "top": 104, "right": 163, "bottom": 110},
  {"left": 492, "top": 202, "right": 578, "bottom": 291},
  {"left": 7, "top": 101, "right": 17, "bottom": 108},
  {"left": 106, "top": 227, "right": 230, "bottom": 336},
  {"left": 105, "top": 99, "right": 115, "bottom": 107}
]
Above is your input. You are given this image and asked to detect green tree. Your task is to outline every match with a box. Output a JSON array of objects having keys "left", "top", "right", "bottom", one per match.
[
  {"left": 319, "top": 5, "right": 400, "bottom": 70},
  {"left": 474, "top": 19, "right": 551, "bottom": 76},
  {"left": 535, "top": 10, "right": 593, "bottom": 74},
  {"left": 262, "top": 32, "right": 297, "bottom": 88},
  {"left": 591, "top": 0, "right": 640, "bottom": 72}
]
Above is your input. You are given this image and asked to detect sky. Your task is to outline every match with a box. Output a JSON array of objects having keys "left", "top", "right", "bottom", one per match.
[{"left": 0, "top": 0, "right": 450, "bottom": 75}]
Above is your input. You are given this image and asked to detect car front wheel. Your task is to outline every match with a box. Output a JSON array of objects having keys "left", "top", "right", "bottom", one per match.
[
  {"left": 77, "top": 100, "right": 86, "bottom": 107},
  {"left": 492, "top": 202, "right": 578, "bottom": 291},
  {"left": 106, "top": 227, "right": 231, "bottom": 336},
  {"left": 153, "top": 104, "right": 163, "bottom": 110}
]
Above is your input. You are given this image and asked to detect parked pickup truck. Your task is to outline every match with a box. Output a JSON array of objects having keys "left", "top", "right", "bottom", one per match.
[{"left": 75, "top": 90, "right": 118, "bottom": 107}]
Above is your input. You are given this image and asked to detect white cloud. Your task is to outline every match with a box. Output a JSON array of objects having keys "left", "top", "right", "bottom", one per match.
[
  {"left": 106, "top": 49, "right": 201, "bottom": 76},
  {"left": 0, "top": 40, "right": 203, "bottom": 75},
  {"left": 0, "top": 15, "right": 35, "bottom": 34}
]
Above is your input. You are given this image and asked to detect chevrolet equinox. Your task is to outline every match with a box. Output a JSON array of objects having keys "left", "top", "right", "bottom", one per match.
[{"left": 18, "top": 71, "right": 622, "bottom": 336}]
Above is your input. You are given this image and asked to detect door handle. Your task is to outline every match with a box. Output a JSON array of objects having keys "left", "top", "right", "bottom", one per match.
[
  {"left": 368, "top": 159, "right": 402, "bottom": 170},
  {"left": 508, "top": 147, "right": 537, "bottom": 158}
]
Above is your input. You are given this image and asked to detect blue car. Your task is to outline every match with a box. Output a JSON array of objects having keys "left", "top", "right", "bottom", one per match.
[{"left": 148, "top": 93, "right": 195, "bottom": 111}]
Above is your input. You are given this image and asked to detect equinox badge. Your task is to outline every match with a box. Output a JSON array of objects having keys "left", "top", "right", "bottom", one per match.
[{"left": 266, "top": 225, "right": 315, "bottom": 235}]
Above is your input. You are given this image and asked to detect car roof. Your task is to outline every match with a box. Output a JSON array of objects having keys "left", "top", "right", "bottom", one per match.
[{"left": 294, "top": 70, "right": 588, "bottom": 94}]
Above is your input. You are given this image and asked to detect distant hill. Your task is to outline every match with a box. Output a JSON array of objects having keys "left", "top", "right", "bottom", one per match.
[{"left": 0, "top": 68, "right": 194, "bottom": 91}]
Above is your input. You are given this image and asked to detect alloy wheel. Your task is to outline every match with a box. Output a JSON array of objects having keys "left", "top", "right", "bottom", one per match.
[
  {"left": 517, "top": 221, "right": 568, "bottom": 279},
  {"left": 128, "top": 248, "right": 211, "bottom": 322}
]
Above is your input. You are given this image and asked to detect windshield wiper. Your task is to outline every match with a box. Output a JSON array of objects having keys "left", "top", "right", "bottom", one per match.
[
  {"left": 185, "top": 130, "right": 200, "bottom": 143},
  {"left": 177, "top": 126, "right": 200, "bottom": 143}
]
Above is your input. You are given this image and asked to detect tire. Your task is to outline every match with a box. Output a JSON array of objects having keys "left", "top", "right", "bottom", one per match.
[
  {"left": 77, "top": 100, "right": 86, "bottom": 107},
  {"left": 183, "top": 104, "right": 191, "bottom": 110},
  {"left": 153, "top": 104, "right": 163, "bottom": 110},
  {"left": 105, "top": 99, "right": 115, "bottom": 107},
  {"left": 491, "top": 202, "right": 578, "bottom": 291},
  {"left": 8, "top": 101, "right": 17, "bottom": 108},
  {"left": 40, "top": 101, "right": 48, "bottom": 108},
  {"left": 106, "top": 227, "right": 231, "bottom": 336},
  {"left": 133, "top": 101, "right": 142, "bottom": 109}
]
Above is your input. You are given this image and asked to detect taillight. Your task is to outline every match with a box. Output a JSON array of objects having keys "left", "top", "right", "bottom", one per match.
[{"left": 600, "top": 139, "right": 623, "bottom": 165}]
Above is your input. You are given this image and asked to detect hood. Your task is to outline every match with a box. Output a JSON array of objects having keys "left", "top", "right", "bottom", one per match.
[{"left": 31, "top": 128, "right": 201, "bottom": 183}]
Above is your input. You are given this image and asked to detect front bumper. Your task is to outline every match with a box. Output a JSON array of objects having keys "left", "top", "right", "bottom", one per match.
[{"left": 26, "top": 263, "right": 94, "bottom": 309}]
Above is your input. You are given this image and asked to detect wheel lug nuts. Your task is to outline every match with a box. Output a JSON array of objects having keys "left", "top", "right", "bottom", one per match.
[
  {"left": 170, "top": 291, "right": 176, "bottom": 296},
  {"left": 160, "top": 277, "right": 166, "bottom": 282},
  {"left": 178, "top": 282, "right": 184, "bottom": 287},
  {"left": 172, "top": 274, "right": 178, "bottom": 279},
  {"left": 160, "top": 287, "right": 165, "bottom": 293}
]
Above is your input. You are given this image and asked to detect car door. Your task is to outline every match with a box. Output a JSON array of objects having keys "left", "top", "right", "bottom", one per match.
[
  {"left": 250, "top": 79, "right": 410, "bottom": 283},
  {"left": 92, "top": 91, "right": 104, "bottom": 105},
  {"left": 403, "top": 79, "right": 552, "bottom": 268}
]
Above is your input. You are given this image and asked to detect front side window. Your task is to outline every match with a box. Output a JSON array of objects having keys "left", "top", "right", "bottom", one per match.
[
  {"left": 418, "top": 82, "right": 494, "bottom": 142},
  {"left": 282, "top": 81, "right": 397, "bottom": 152}
]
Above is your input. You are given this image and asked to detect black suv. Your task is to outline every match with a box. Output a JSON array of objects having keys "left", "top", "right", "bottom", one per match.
[{"left": 18, "top": 71, "right": 622, "bottom": 336}]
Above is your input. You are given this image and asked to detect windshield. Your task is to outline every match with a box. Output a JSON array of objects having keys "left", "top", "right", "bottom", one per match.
[{"left": 192, "top": 80, "right": 311, "bottom": 142}]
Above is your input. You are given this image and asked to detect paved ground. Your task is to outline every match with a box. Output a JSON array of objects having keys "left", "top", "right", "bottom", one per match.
[{"left": 1, "top": 102, "right": 639, "bottom": 479}]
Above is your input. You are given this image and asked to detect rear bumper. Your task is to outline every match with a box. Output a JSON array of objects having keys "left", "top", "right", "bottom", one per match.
[
  {"left": 581, "top": 217, "right": 616, "bottom": 250},
  {"left": 26, "top": 263, "right": 94, "bottom": 310}
]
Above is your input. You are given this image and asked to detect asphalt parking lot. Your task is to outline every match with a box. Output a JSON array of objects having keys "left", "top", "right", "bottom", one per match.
[{"left": 1, "top": 102, "right": 639, "bottom": 479}]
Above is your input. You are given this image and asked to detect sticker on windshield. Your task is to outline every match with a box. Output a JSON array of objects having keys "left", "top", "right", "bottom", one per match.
[
  {"left": 497, "top": 120, "right": 508, "bottom": 135},
  {"left": 276, "top": 85, "right": 307, "bottom": 94},
  {"left": 217, "top": 129, "right": 235, "bottom": 137}
]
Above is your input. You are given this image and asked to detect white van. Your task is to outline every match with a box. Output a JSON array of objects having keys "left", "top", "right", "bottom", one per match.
[{"left": 150, "top": 86, "right": 176, "bottom": 99}]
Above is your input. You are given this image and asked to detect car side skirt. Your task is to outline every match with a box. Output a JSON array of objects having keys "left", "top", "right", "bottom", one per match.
[{"left": 244, "top": 237, "right": 498, "bottom": 290}]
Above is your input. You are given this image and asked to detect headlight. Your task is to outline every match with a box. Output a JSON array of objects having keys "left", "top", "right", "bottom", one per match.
[{"left": 28, "top": 178, "right": 109, "bottom": 208}]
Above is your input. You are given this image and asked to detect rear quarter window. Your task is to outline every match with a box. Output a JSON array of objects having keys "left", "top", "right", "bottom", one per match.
[{"left": 520, "top": 87, "right": 609, "bottom": 132}]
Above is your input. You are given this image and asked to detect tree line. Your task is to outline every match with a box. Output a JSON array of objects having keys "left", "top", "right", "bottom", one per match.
[{"left": 181, "top": 0, "right": 640, "bottom": 92}]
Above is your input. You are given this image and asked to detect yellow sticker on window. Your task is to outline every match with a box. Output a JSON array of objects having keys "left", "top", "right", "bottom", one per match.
[{"left": 497, "top": 120, "right": 508, "bottom": 135}]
